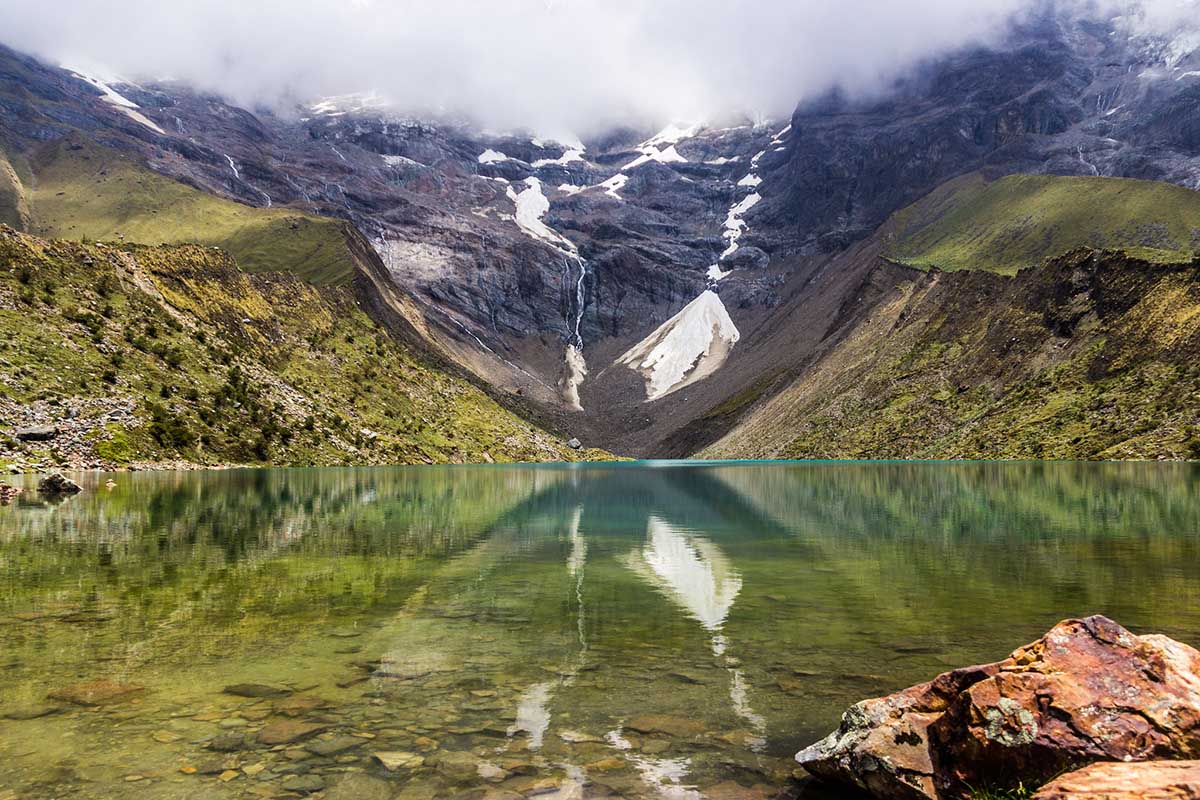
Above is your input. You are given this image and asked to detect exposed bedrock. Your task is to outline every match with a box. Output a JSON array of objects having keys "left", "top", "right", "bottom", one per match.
[{"left": 797, "top": 616, "right": 1200, "bottom": 800}]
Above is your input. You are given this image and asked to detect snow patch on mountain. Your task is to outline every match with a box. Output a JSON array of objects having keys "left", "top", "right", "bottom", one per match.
[
  {"left": 721, "top": 192, "right": 761, "bottom": 258},
  {"left": 644, "top": 123, "right": 703, "bottom": 148},
  {"left": 621, "top": 123, "right": 701, "bottom": 172},
  {"left": 309, "top": 91, "right": 388, "bottom": 117},
  {"left": 478, "top": 148, "right": 509, "bottom": 164},
  {"left": 623, "top": 144, "right": 688, "bottom": 171},
  {"left": 506, "top": 177, "right": 577, "bottom": 255},
  {"left": 532, "top": 148, "right": 585, "bottom": 168},
  {"left": 599, "top": 174, "right": 629, "bottom": 200},
  {"left": 618, "top": 290, "right": 741, "bottom": 402},
  {"left": 65, "top": 68, "right": 165, "bottom": 135}
]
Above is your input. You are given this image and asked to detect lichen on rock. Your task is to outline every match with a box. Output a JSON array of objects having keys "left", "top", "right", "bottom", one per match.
[{"left": 797, "top": 616, "right": 1200, "bottom": 800}]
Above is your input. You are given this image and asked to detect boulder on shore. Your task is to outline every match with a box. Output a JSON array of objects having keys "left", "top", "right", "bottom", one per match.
[
  {"left": 796, "top": 616, "right": 1200, "bottom": 800},
  {"left": 1033, "top": 761, "right": 1200, "bottom": 799},
  {"left": 16, "top": 426, "right": 58, "bottom": 442}
]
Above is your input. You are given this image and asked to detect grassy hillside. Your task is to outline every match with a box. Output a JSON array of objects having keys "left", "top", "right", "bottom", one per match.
[
  {"left": 703, "top": 248, "right": 1200, "bottom": 461},
  {"left": 0, "top": 149, "right": 29, "bottom": 230},
  {"left": 886, "top": 172, "right": 1200, "bottom": 274},
  {"left": 0, "top": 226, "right": 606, "bottom": 468},
  {"left": 15, "top": 140, "right": 357, "bottom": 285}
]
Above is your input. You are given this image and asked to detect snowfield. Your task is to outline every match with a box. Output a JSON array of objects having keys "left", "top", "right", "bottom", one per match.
[
  {"left": 599, "top": 174, "right": 629, "bottom": 200},
  {"left": 478, "top": 149, "right": 509, "bottom": 164},
  {"left": 506, "top": 177, "right": 578, "bottom": 255},
  {"left": 66, "top": 68, "right": 165, "bottom": 135},
  {"left": 618, "top": 290, "right": 741, "bottom": 401},
  {"left": 721, "top": 192, "right": 761, "bottom": 258},
  {"left": 532, "top": 148, "right": 585, "bottom": 168}
]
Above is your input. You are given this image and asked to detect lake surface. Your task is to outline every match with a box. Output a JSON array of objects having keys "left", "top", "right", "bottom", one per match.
[{"left": 1, "top": 461, "right": 1199, "bottom": 799}]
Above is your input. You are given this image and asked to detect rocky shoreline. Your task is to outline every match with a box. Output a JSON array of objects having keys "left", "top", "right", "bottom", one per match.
[{"left": 796, "top": 616, "right": 1200, "bottom": 800}]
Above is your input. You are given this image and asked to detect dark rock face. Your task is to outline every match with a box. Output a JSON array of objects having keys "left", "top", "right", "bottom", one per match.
[
  {"left": 36, "top": 473, "right": 81, "bottom": 496},
  {"left": 797, "top": 616, "right": 1200, "bottom": 800},
  {"left": 757, "top": 16, "right": 1200, "bottom": 256},
  {"left": 1033, "top": 761, "right": 1200, "bottom": 799}
]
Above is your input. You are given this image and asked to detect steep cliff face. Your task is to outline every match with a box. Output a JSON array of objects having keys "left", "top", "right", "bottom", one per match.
[{"left": 1, "top": 4, "right": 1199, "bottom": 459}]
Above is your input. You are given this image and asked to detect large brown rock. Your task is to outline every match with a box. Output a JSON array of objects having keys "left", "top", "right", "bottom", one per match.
[
  {"left": 797, "top": 616, "right": 1200, "bottom": 800},
  {"left": 1033, "top": 761, "right": 1200, "bottom": 799}
]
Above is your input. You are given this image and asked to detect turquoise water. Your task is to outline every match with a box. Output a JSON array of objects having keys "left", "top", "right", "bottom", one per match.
[{"left": 1, "top": 461, "right": 1198, "bottom": 798}]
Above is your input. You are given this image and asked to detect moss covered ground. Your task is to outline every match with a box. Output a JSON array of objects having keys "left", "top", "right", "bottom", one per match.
[
  {"left": 12, "top": 139, "right": 357, "bottom": 285},
  {"left": 886, "top": 172, "right": 1200, "bottom": 275}
]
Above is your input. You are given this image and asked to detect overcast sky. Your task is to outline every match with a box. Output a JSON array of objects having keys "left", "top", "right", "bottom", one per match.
[{"left": 0, "top": 0, "right": 1194, "bottom": 137}]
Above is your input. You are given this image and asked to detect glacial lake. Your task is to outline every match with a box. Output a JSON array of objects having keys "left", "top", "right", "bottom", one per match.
[{"left": 1, "top": 461, "right": 1199, "bottom": 799}]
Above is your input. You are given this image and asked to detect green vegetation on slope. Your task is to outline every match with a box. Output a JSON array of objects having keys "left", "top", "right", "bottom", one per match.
[
  {"left": 703, "top": 248, "right": 1200, "bottom": 461},
  {"left": 886, "top": 172, "right": 1200, "bottom": 275},
  {"left": 0, "top": 148, "right": 30, "bottom": 230},
  {"left": 0, "top": 226, "right": 605, "bottom": 468},
  {"left": 20, "top": 139, "right": 357, "bottom": 285}
]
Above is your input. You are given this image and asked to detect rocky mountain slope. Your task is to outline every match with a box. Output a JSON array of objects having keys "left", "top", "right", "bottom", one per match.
[
  {"left": 1, "top": 3, "right": 1199, "bottom": 460},
  {"left": 0, "top": 226, "right": 603, "bottom": 469},
  {"left": 703, "top": 245, "right": 1200, "bottom": 461}
]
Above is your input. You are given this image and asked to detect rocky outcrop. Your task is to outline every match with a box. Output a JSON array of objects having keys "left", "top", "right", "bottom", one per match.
[
  {"left": 36, "top": 472, "right": 81, "bottom": 496},
  {"left": 1033, "top": 761, "right": 1200, "bottom": 800},
  {"left": 797, "top": 616, "right": 1200, "bottom": 800}
]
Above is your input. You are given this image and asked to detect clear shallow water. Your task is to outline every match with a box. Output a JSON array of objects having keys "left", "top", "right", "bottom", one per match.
[{"left": 1, "top": 461, "right": 1199, "bottom": 799}]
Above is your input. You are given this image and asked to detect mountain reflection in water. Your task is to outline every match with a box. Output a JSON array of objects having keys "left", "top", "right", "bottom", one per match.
[{"left": 0, "top": 461, "right": 1198, "bottom": 799}]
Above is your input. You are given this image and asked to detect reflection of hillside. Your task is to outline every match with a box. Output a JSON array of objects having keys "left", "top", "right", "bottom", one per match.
[
  {"left": 707, "top": 461, "right": 1200, "bottom": 647},
  {"left": 0, "top": 467, "right": 558, "bottom": 674}
]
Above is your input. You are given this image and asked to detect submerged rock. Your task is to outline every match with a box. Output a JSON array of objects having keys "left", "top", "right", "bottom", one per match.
[
  {"left": 373, "top": 751, "right": 424, "bottom": 771},
  {"left": 796, "top": 616, "right": 1200, "bottom": 800},
  {"left": 48, "top": 680, "right": 144, "bottom": 707},
  {"left": 325, "top": 774, "right": 394, "bottom": 800},
  {"left": 223, "top": 683, "right": 293, "bottom": 698},
  {"left": 258, "top": 719, "right": 327, "bottom": 745},
  {"left": 305, "top": 735, "right": 363, "bottom": 757}
]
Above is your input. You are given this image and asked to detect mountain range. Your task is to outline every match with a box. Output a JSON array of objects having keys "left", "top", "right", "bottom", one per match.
[{"left": 2, "top": 3, "right": 1199, "bottom": 468}]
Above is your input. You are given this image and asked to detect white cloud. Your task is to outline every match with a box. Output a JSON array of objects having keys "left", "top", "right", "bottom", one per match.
[{"left": 0, "top": 0, "right": 1195, "bottom": 135}]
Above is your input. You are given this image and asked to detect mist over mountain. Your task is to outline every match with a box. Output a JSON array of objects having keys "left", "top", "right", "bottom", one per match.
[{"left": 1, "top": 0, "right": 1193, "bottom": 136}]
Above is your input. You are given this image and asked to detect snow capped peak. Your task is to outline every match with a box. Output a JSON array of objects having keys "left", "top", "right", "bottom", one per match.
[{"left": 618, "top": 289, "right": 741, "bottom": 402}]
